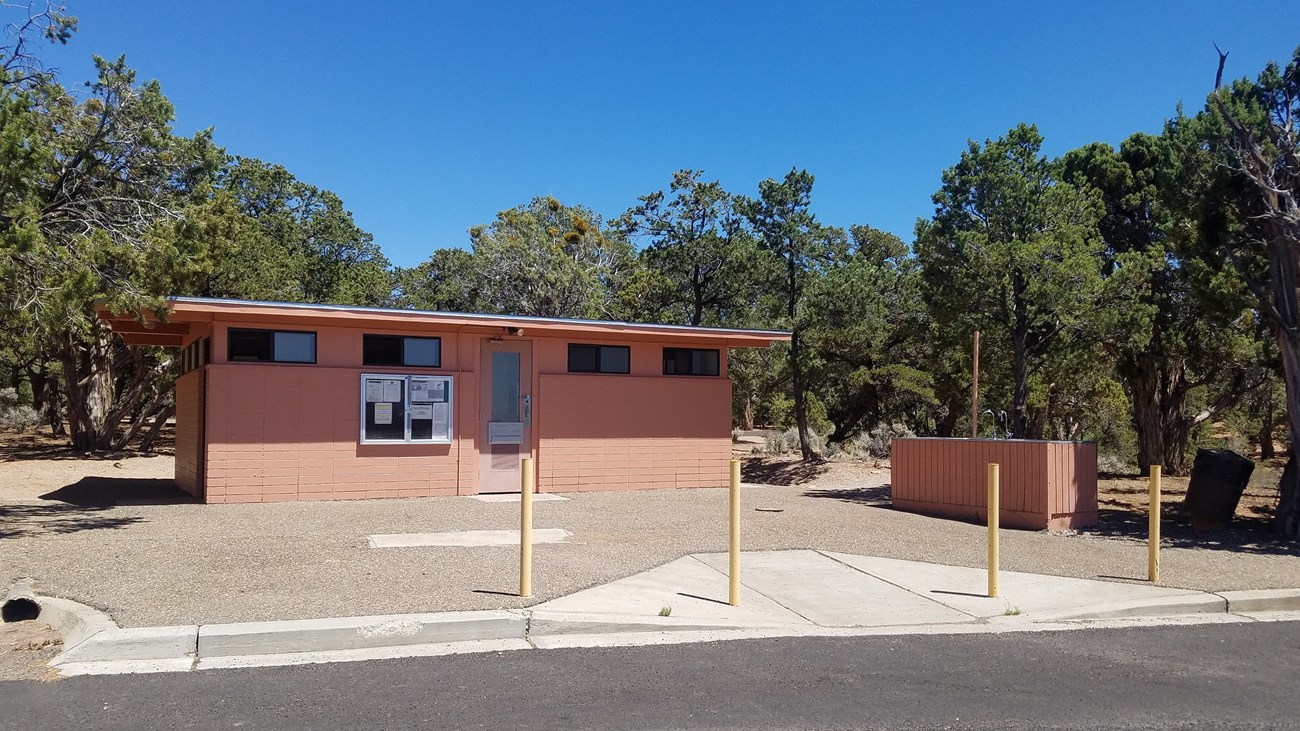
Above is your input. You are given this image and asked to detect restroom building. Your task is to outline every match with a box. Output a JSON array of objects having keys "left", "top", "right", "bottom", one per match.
[{"left": 98, "top": 297, "right": 789, "bottom": 503}]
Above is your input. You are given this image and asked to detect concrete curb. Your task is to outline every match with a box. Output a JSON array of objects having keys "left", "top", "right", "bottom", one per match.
[
  {"left": 1034, "top": 593, "right": 1228, "bottom": 622},
  {"left": 196, "top": 610, "right": 526, "bottom": 657},
  {"left": 528, "top": 610, "right": 804, "bottom": 636},
  {"left": 28, "top": 583, "right": 1300, "bottom": 675},
  {"left": 1219, "top": 588, "right": 1300, "bottom": 613},
  {"left": 36, "top": 597, "right": 117, "bottom": 652},
  {"left": 55, "top": 626, "right": 198, "bottom": 664}
]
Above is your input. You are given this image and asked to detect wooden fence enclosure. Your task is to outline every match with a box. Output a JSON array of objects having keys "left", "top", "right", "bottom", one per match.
[{"left": 891, "top": 438, "right": 1098, "bottom": 530}]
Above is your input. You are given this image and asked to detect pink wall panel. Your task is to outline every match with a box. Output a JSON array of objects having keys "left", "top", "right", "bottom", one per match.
[
  {"left": 203, "top": 364, "right": 462, "bottom": 503},
  {"left": 537, "top": 374, "right": 731, "bottom": 492},
  {"left": 892, "top": 438, "right": 1097, "bottom": 530},
  {"left": 173, "top": 370, "right": 202, "bottom": 496}
]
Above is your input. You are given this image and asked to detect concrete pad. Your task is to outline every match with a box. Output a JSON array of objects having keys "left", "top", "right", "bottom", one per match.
[
  {"left": 197, "top": 610, "right": 525, "bottom": 657},
  {"left": 55, "top": 625, "right": 198, "bottom": 664},
  {"left": 695, "top": 550, "right": 971, "bottom": 627},
  {"left": 1220, "top": 588, "right": 1300, "bottom": 613},
  {"left": 822, "top": 552, "right": 1207, "bottom": 620},
  {"left": 468, "top": 493, "right": 569, "bottom": 503},
  {"left": 367, "top": 529, "right": 571, "bottom": 548},
  {"left": 530, "top": 555, "right": 809, "bottom": 632}
]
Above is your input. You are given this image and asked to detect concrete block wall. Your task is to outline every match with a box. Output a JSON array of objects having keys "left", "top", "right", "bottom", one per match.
[
  {"left": 173, "top": 370, "right": 202, "bottom": 497},
  {"left": 202, "top": 364, "right": 473, "bottom": 503},
  {"left": 536, "top": 374, "right": 732, "bottom": 492}
]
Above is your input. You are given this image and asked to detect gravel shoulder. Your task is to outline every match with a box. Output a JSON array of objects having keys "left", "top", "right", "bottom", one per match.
[{"left": 3, "top": 450, "right": 1298, "bottom": 629}]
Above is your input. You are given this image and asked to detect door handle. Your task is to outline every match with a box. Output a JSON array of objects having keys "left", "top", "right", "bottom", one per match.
[{"left": 523, "top": 394, "right": 532, "bottom": 424}]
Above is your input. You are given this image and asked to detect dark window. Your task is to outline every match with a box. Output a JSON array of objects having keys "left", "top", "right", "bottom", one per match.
[
  {"left": 568, "top": 344, "right": 630, "bottom": 374},
  {"left": 180, "top": 338, "right": 210, "bottom": 375},
  {"left": 363, "top": 335, "right": 441, "bottom": 367},
  {"left": 228, "top": 329, "right": 316, "bottom": 363},
  {"left": 663, "top": 348, "right": 720, "bottom": 376}
]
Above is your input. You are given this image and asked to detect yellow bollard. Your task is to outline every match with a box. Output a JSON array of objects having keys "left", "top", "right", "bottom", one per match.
[
  {"left": 1149, "top": 464, "right": 1161, "bottom": 583},
  {"left": 729, "top": 459, "right": 741, "bottom": 607},
  {"left": 520, "top": 457, "right": 534, "bottom": 597},
  {"left": 987, "top": 462, "right": 1000, "bottom": 598}
]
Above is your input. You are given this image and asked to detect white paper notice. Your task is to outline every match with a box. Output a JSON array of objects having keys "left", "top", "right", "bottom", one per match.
[
  {"left": 430, "top": 380, "right": 447, "bottom": 402},
  {"left": 383, "top": 380, "right": 402, "bottom": 402},
  {"left": 410, "top": 403, "right": 433, "bottom": 420},
  {"left": 374, "top": 402, "right": 393, "bottom": 425},
  {"left": 364, "top": 381, "right": 384, "bottom": 403},
  {"left": 410, "top": 380, "right": 431, "bottom": 403},
  {"left": 432, "top": 402, "right": 450, "bottom": 436}
]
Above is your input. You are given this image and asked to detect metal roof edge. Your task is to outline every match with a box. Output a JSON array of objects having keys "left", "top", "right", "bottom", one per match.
[{"left": 163, "top": 296, "right": 793, "bottom": 339}]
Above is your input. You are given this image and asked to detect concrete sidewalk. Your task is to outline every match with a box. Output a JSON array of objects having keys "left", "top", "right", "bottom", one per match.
[{"left": 38, "top": 550, "right": 1300, "bottom": 676}]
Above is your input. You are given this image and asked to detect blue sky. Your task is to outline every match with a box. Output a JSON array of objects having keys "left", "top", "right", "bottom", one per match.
[{"left": 39, "top": 1, "right": 1300, "bottom": 268}]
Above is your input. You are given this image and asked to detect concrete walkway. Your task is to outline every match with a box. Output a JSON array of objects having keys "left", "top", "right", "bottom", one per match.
[{"left": 35, "top": 550, "right": 1300, "bottom": 676}]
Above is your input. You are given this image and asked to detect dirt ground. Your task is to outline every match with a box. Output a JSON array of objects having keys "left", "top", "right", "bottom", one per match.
[
  {"left": 0, "top": 622, "right": 62, "bottom": 682},
  {"left": 1096, "top": 463, "right": 1282, "bottom": 524},
  {"left": 0, "top": 427, "right": 176, "bottom": 501}
]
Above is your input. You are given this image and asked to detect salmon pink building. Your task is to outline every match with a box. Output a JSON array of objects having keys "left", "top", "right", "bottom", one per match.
[{"left": 98, "top": 297, "right": 789, "bottom": 503}]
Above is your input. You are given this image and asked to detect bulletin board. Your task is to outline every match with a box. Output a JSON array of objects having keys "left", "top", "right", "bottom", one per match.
[{"left": 360, "top": 373, "right": 453, "bottom": 444}]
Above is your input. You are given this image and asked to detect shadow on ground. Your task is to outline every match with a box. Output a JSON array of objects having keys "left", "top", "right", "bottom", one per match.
[
  {"left": 38, "top": 476, "right": 194, "bottom": 507},
  {"left": 0, "top": 504, "right": 145, "bottom": 539},
  {"left": 1, "top": 477, "right": 192, "bottom": 539},
  {"left": 802, "top": 483, "right": 892, "bottom": 506},
  {"left": 1078, "top": 504, "right": 1300, "bottom": 557},
  {"left": 0, "top": 429, "right": 174, "bottom": 462},
  {"left": 742, "top": 457, "right": 830, "bottom": 486},
  {"left": 0, "top": 440, "right": 173, "bottom": 462}
]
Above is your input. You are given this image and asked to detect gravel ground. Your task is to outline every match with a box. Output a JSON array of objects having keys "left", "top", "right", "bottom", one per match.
[{"left": 3, "top": 454, "right": 1299, "bottom": 628}]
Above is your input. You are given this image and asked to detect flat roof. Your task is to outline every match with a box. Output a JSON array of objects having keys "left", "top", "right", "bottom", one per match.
[{"left": 97, "top": 296, "right": 792, "bottom": 348}]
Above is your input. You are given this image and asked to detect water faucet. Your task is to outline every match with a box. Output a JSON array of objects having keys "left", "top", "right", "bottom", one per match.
[{"left": 981, "top": 409, "right": 997, "bottom": 439}]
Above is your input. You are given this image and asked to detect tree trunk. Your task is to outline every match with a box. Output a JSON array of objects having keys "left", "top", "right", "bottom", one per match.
[
  {"left": 690, "top": 266, "right": 704, "bottom": 326},
  {"left": 110, "top": 381, "right": 174, "bottom": 451},
  {"left": 1273, "top": 336, "right": 1300, "bottom": 536},
  {"left": 35, "top": 363, "right": 66, "bottom": 437},
  {"left": 1010, "top": 326, "right": 1029, "bottom": 439},
  {"left": 1123, "top": 352, "right": 1198, "bottom": 476},
  {"left": 935, "top": 389, "right": 964, "bottom": 437},
  {"left": 1259, "top": 421, "right": 1276, "bottom": 460},
  {"left": 61, "top": 325, "right": 118, "bottom": 452},
  {"left": 1009, "top": 271, "right": 1031, "bottom": 439},
  {"left": 138, "top": 402, "right": 174, "bottom": 453},
  {"left": 1268, "top": 231, "right": 1300, "bottom": 537},
  {"left": 785, "top": 255, "right": 816, "bottom": 462},
  {"left": 791, "top": 327, "right": 816, "bottom": 461},
  {"left": 1259, "top": 380, "right": 1276, "bottom": 460},
  {"left": 742, "top": 395, "right": 755, "bottom": 431}
]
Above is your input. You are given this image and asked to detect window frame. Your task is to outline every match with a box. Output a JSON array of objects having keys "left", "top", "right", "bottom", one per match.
[
  {"left": 662, "top": 347, "right": 721, "bottom": 377},
  {"left": 362, "top": 334, "right": 443, "bottom": 368},
  {"left": 227, "top": 328, "right": 317, "bottom": 364},
  {"left": 359, "top": 373, "right": 455, "bottom": 445},
  {"left": 567, "top": 343, "right": 631, "bottom": 375}
]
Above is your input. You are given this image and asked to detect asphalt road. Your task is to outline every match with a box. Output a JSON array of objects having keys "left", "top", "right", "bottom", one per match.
[{"left": 3, "top": 622, "right": 1299, "bottom": 730}]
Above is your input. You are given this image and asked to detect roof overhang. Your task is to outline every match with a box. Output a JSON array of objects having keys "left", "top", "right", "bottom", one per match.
[{"left": 96, "top": 297, "right": 792, "bottom": 349}]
